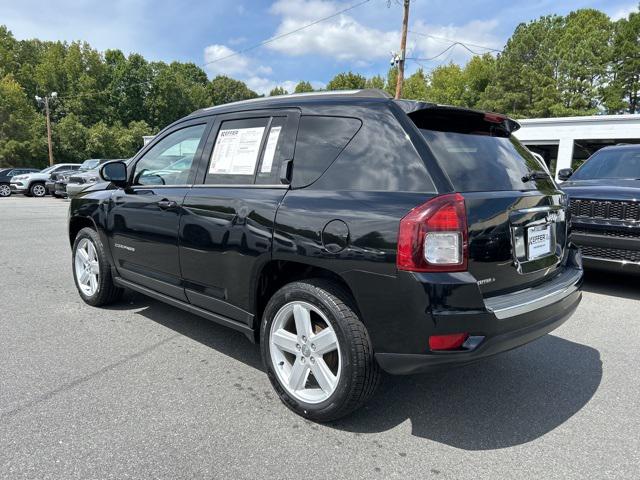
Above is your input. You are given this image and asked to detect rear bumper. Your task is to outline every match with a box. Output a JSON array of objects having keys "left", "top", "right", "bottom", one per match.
[
  {"left": 371, "top": 252, "right": 583, "bottom": 375},
  {"left": 376, "top": 288, "right": 580, "bottom": 374}
]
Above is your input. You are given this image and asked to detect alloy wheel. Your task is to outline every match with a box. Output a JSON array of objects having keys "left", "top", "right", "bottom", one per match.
[
  {"left": 0, "top": 184, "right": 10, "bottom": 197},
  {"left": 32, "top": 184, "right": 46, "bottom": 197},
  {"left": 269, "top": 301, "right": 341, "bottom": 404},
  {"left": 74, "top": 238, "right": 100, "bottom": 296}
]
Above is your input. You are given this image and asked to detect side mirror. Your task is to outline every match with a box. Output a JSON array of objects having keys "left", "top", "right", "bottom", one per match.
[
  {"left": 557, "top": 168, "right": 573, "bottom": 181},
  {"left": 100, "top": 161, "right": 128, "bottom": 188}
]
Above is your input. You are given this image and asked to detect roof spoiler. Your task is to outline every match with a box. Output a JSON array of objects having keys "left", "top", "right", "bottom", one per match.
[{"left": 395, "top": 101, "right": 520, "bottom": 135}]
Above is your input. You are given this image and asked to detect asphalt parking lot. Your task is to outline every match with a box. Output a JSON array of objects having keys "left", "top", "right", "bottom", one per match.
[{"left": 0, "top": 196, "right": 638, "bottom": 479}]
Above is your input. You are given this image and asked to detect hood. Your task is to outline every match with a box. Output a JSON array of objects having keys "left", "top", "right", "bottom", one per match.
[{"left": 561, "top": 178, "right": 640, "bottom": 201}]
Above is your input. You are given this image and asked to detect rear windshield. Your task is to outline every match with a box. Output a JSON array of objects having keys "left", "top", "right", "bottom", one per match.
[
  {"left": 571, "top": 148, "right": 640, "bottom": 180},
  {"left": 420, "top": 129, "right": 551, "bottom": 192}
]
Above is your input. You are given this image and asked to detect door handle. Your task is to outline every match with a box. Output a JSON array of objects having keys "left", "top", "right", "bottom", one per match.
[{"left": 157, "top": 199, "right": 178, "bottom": 210}]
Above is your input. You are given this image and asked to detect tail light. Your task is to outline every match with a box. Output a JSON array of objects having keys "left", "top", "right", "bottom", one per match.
[{"left": 397, "top": 193, "right": 468, "bottom": 272}]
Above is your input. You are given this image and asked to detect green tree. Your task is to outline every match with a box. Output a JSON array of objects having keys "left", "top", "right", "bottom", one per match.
[
  {"left": 463, "top": 54, "right": 496, "bottom": 108},
  {"left": 384, "top": 68, "right": 398, "bottom": 97},
  {"left": 145, "top": 61, "right": 209, "bottom": 130},
  {"left": 269, "top": 86, "right": 288, "bottom": 96},
  {"left": 54, "top": 113, "right": 89, "bottom": 162},
  {"left": 294, "top": 81, "right": 314, "bottom": 93},
  {"left": 0, "top": 75, "right": 39, "bottom": 167},
  {"left": 326, "top": 71, "right": 366, "bottom": 90},
  {"left": 553, "top": 9, "right": 612, "bottom": 115},
  {"left": 427, "top": 64, "right": 466, "bottom": 106},
  {"left": 209, "top": 75, "right": 258, "bottom": 106},
  {"left": 365, "top": 75, "right": 385, "bottom": 90},
  {"left": 605, "top": 9, "right": 640, "bottom": 113},
  {"left": 481, "top": 15, "right": 563, "bottom": 116},
  {"left": 403, "top": 69, "right": 428, "bottom": 100}
]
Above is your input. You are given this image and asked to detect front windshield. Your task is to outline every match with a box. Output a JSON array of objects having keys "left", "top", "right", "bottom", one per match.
[
  {"left": 41, "top": 166, "right": 55, "bottom": 174},
  {"left": 81, "top": 159, "right": 99, "bottom": 170},
  {"left": 572, "top": 148, "right": 640, "bottom": 180}
]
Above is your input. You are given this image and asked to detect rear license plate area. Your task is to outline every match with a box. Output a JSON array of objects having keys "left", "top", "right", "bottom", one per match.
[{"left": 527, "top": 224, "right": 552, "bottom": 260}]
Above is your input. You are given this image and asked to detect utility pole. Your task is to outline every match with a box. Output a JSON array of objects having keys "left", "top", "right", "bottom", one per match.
[
  {"left": 35, "top": 92, "right": 57, "bottom": 166},
  {"left": 395, "top": 0, "right": 410, "bottom": 99}
]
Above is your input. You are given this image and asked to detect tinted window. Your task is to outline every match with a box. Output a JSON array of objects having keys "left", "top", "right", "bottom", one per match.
[
  {"left": 293, "top": 116, "right": 361, "bottom": 187},
  {"left": 571, "top": 148, "right": 640, "bottom": 180},
  {"left": 133, "top": 124, "right": 206, "bottom": 186},
  {"left": 205, "top": 117, "right": 269, "bottom": 185},
  {"left": 420, "top": 130, "right": 552, "bottom": 192}
]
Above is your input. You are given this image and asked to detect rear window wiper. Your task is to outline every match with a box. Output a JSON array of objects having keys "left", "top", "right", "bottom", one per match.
[{"left": 522, "top": 170, "right": 550, "bottom": 182}]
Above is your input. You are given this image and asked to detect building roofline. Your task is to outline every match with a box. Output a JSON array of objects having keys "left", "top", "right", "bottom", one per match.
[{"left": 518, "top": 114, "right": 640, "bottom": 125}]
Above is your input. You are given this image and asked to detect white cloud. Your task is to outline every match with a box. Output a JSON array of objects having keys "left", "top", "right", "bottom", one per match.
[
  {"left": 266, "top": 0, "right": 502, "bottom": 67},
  {"left": 266, "top": 0, "right": 398, "bottom": 62},
  {"left": 609, "top": 3, "right": 638, "bottom": 20},
  {"left": 204, "top": 44, "right": 274, "bottom": 76},
  {"left": 203, "top": 44, "right": 298, "bottom": 95}
]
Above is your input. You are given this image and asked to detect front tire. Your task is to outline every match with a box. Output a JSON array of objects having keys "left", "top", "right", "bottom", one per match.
[
  {"left": 29, "top": 182, "right": 46, "bottom": 197},
  {"left": 72, "top": 227, "right": 123, "bottom": 306},
  {"left": 0, "top": 183, "right": 10, "bottom": 197},
  {"left": 261, "top": 279, "right": 379, "bottom": 422}
]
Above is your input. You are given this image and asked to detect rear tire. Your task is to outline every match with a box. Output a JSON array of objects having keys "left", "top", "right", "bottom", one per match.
[
  {"left": 261, "top": 279, "right": 379, "bottom": 422},
  {"left": 72, "top": 227, "right": 123, "bottom": 306},
  {"left": 29, "top": 182, "right": 46, "bottom": 197}
]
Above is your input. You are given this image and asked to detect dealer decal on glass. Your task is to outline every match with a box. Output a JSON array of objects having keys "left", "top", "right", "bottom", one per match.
[{"left": 209, "top": 127, "right": 265, "bottom": 175}]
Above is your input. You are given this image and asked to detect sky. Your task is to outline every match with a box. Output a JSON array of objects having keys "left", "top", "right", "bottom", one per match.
[{"left": 0, "top": 0, "right": 638, "bottom": 94}]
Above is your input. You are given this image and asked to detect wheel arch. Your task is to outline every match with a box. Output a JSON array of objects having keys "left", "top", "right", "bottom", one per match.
[
  {"left": 252, "top": 260, "right": 358, "bottom": 341},
  {"left": 69, "top": 216, "right": 98, "bottom": 247}
]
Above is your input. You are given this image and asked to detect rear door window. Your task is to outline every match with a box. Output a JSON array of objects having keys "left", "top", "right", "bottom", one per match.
[
  {"left": 420, "top": 129, "right": 551, "bottom": 192},
  {"left": 205, "top": 117, "right": 269, "bottom": 185},
  {"left": 292, "top": 116, "right": 361, "bottom": 188}
]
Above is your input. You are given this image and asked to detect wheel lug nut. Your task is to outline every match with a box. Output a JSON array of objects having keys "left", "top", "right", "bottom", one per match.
[
  {"left": 310, "top": 357, "right": 315, "bottom": 364},
  {"left": 302, "top": 336, "right": 307, "bottom": 343},
  {"left": 300, "top": 357, "right": 305, "bottom": 363},
  {"left": 296, "top": 344, "right": 301, "bottom": 351},
  {"left": 311, "top": 344, "right": 316, "bottom": 351}
]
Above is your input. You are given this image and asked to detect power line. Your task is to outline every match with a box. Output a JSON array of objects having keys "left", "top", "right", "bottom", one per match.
[
  {"left": 409, "top": 29, "right": 502, "bottom": 53},
  {"left": 203, "top": 0, "right": 372, "bottom": 67},
  {"left": 406, "top": 39, "right": 499, "bottom": 64}
]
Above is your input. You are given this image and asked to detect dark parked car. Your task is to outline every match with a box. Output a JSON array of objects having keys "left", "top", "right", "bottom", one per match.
[
  {"left": 560, "top": 144, "right": 640, "bottom": 274},
  {"left": 68, "top": 89, "right": 583, "bottom": 421},
  {"left": 0, "top": 168, "right": 40, "bottom": 197}
]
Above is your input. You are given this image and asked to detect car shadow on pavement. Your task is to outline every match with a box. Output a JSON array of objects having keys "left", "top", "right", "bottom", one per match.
[
  {"left": 111, "top": 293, "right": 602, "bottom": 451},
  {"left": 332, "top": 335, "right": 602, "bottom": 450},
  {"left": 108, "top": 291, "right": 264, "bottom": 371},
  {"left": 582, "top": 270, "right": 640, "bottom": 301}
]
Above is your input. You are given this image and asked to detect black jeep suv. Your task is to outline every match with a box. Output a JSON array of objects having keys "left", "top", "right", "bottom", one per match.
[
  {"left": 560, "top": 144, "right": 640, "bottom": 274},
  {"left": 68, "top": 89, "right": 583, "bottom": 421}
]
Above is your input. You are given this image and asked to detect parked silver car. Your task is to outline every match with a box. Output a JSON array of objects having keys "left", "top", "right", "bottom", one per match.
[{"left": 11, "top": 163, "right": 81, "bottom": 197}]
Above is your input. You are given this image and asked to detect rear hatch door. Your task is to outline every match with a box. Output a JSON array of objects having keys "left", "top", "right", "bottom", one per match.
[{"left": 411, "top": 107, "right": 568, "bottom": 296}]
